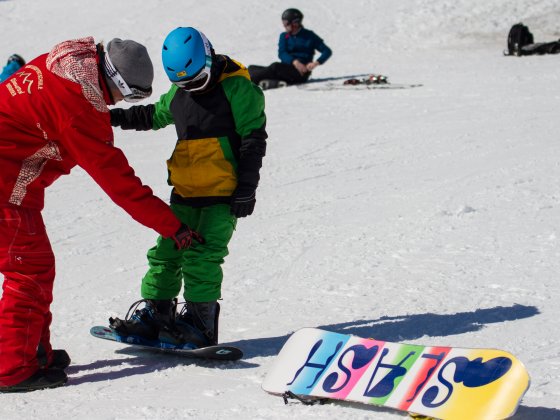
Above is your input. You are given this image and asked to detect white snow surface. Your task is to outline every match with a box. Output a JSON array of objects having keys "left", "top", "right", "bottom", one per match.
[{"left": 1, "top": 0, "right": 560, "bottom": 419}]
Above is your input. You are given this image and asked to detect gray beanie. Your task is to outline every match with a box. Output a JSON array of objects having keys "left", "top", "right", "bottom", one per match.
[{"left": 106, "top": 38, "right": 154, "bottom": 90}]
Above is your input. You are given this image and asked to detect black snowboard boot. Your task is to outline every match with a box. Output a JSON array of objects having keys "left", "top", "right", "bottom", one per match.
[
  {"left": 0, "top": 368, "right": 67, "bottom": 393},
  {"left": 109, "top": 299, "right": 184, "bottom": 345},
  {"left": 175, "top": 301, "right": 220, "bottom": 347},
  {"left": 37, "top": 344, "right": 71, "bottom": 370},
  {"left": 258, "top": 79, "right": 288, "bottom": 90}
]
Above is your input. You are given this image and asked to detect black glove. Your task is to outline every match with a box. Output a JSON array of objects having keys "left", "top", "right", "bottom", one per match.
[
  {"left": 230, "top": 186, "right": 256, "bottom": 218},
  {"left": 109, "top": 105, "right": 156, "bottom": 130},
  {"left": 171, "top": 224, "right": 205, "bottom": 250},
  {"left": 110, "top": 108, "right": 124, "bottom": 127}
]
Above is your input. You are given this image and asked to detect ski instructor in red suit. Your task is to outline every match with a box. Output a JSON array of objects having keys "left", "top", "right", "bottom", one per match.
[{"left": 0, "top": 37, "right": 204, "bottom": 392}]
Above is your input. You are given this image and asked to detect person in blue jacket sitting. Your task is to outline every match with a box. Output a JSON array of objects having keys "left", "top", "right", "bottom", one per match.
[
  {"left": 0, "top": 54, "right": 25, "bottom": 83},
  {"left": 248, "top": 8, "right": 332, "bottom": 89}
]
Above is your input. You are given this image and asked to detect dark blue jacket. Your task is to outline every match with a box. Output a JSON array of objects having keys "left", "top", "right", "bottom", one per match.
[{"left": 278, "top": 28, "right": 332, "bottom": 65}]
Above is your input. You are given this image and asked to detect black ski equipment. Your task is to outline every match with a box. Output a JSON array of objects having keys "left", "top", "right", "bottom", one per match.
[{"left": 506, "top": 23, "right": 534, "bottom": 56}]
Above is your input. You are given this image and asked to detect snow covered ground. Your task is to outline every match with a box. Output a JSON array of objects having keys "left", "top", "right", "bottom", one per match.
[{"left": 1, "top": 0, "right": 560, "bottom": 418}]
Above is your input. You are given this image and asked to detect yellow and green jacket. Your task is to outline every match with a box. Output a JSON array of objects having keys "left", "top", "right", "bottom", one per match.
[{"left": 111, "top": 55, "right": 267, "bottom": 207}]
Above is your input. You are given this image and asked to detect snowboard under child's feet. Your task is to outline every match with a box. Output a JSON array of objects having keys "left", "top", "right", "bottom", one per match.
[{"left": 90, "top": 326, "right": 243, "bottom": 361}]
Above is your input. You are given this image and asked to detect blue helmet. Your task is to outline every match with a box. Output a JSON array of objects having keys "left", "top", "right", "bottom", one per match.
[{"left": 162, "top": 27, "right": 213, "bottom": 86}]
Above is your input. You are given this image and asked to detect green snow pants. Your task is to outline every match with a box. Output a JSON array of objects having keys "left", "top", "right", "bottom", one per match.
[{"left": 141, "top": 203, "right": 236, "bottom": 302}]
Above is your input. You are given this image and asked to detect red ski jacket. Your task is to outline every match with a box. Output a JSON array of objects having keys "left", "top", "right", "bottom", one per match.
[{"left": 0, "top": 37, "right": 180, "bottom": 238}]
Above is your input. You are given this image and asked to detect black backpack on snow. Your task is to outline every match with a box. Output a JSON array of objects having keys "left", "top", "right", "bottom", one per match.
[{"left": 505, "top": 23, "right": 534, "bottom": 56}]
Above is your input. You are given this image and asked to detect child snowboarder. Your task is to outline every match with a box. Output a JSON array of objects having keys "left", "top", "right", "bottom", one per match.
[{"left": 109, "top": 27, "right": 267, "bottom": 347}]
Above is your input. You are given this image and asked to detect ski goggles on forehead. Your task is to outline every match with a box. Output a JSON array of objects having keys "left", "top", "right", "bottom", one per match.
[{"left": 103, "top": 52, "right": 152, "bottom": 103}]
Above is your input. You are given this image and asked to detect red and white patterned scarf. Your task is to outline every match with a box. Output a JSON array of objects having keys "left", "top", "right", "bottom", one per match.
[{"left": 46, "top": 37, "right": 108, "bottom": 113}]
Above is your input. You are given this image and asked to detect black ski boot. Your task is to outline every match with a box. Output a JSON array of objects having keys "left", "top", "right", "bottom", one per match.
[
  {"left": 175, "top": 301, "right": 220, "bottom": 347},
  {"left": 0, "top": 369, "right": 67, "bottom": 393},
  {"left": 109, "top": 299, "right": 184, "bottom": 345},
  {"left": 37, "top": 344, "right": 71, "bottom": 370}
]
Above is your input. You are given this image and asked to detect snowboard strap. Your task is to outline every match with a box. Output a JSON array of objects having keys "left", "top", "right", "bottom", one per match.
[
  {"left": 108, "top": 316, "right": 127, "bottom": 334},
  {"left": 281, "top": 390, "right": 327, "bottom": 406}
]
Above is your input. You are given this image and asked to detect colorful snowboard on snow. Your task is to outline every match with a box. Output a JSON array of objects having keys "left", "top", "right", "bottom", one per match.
[
  {"left": 262, "top": 328, "right": 530, "bottom": 420},
  {"left": 90, "top": 326, "right": 243, "bottom": 361}
]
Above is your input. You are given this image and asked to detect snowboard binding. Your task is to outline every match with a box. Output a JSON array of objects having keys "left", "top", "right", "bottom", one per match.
[{"left": 344, "top": 74, "right": 388, "bottom": 85}]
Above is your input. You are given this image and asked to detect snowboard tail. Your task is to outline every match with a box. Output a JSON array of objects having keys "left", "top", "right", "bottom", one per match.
[
  {"left": 90, "top": 326, "right": 243, "bottom": 361},
  {"left": 263, "top": 328, "right": 529, "bottom": 420}
]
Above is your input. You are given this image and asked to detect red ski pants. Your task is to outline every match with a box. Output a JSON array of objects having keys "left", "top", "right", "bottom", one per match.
[{"left": 0, "top": 206, "right": 55, "bottom": 386}]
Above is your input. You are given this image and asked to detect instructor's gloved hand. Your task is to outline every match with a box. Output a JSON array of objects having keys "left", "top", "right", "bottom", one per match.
[
  {"left": 171, "top": 224, "right": 205, "bottom": 250},
  {"left": 230, "top": 186, "right": 256, "bottom": 218}
]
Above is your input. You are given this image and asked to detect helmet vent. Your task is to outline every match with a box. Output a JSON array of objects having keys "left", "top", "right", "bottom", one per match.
[{"left": 184, "top": 35, "right": 192, "bottom": 44}]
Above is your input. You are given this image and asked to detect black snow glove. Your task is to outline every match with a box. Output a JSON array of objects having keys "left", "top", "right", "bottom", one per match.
[
  {"left": 110, "top": 108, "right": 124, "bottom": 127},
  {"left": 230, "top": 185, "right": 256, "bottom": 218},
  {"left": 109, "top": 105, "right": 155, "bottom": 130},
  {"left": 171, "top": 224, "right": 205, "bottom": 250},
  {"left": 231, "top": 134, "right": 266, "bottom": 218}
]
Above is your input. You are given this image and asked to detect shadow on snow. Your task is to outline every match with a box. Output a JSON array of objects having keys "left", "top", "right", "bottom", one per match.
[
  {"left": 232, "top": 303, "right": 540, "bottom": 358},
  {"left": 66, "top": 348, "right": 257, "bottom": 386},
  {"left": 512, "top": 405, "right": 560, "bottom": 420}
]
